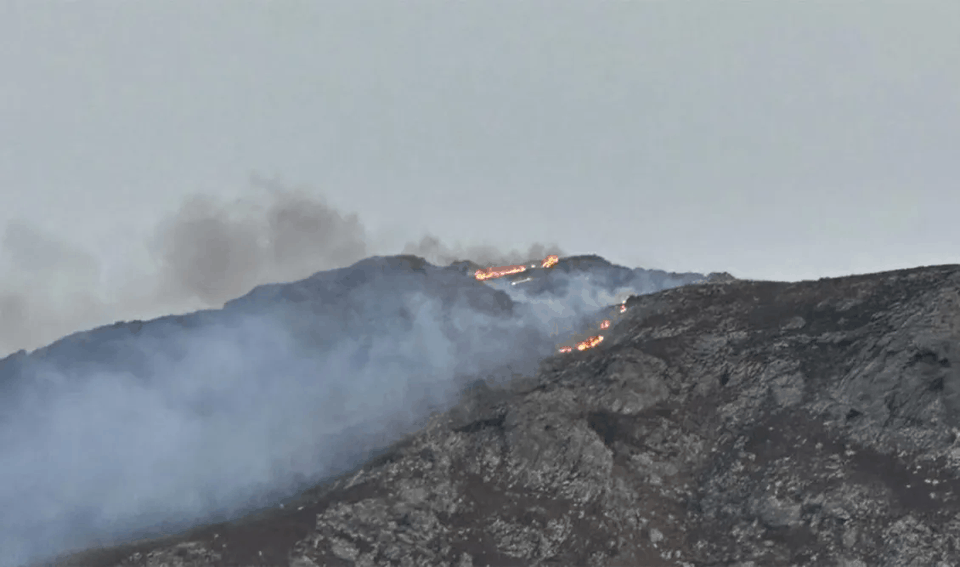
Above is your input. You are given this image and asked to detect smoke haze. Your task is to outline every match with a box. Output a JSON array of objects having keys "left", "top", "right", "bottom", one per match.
[
  {"left": 0, "top": 183, "right": 563, "bottom": 358},
  {"left": 403, "top": 234, "right": 563, "bottom": 269},
  {"left": 1, "top": 183, "right": 713, "bottom": 567},
  {"left": 0, "top": 183, "right": 588, "bottom": 567},
  {"left": 0, "top": 243, "right": 704, "bottom": 566}
]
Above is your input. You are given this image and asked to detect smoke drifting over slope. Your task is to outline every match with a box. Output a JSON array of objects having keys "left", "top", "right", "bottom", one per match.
[
  {"left": 0, "top": 251, "right": 707, "bottom": 567},
  {"left": 0, "top": 184, "right": 563, "bottom": 357}
]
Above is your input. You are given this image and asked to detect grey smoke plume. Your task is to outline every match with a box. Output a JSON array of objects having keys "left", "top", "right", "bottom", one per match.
[
  {"left": 0, "top": 251, "right": 678, "bottom": 567},
  {"left": 0, "top": 176, "right": 708, "bottom": 565},
  {"left": 0, "top": 183, "right": 563, "bottom": 357},
  {"left": 403, "top": 234, "right": 564, "bottom": 268},
  {"left": 150, "top": 189, "right": 368, "bottom": 306},
  {"left": 0, "top": 221, "right": 107, "bottom": 358}
]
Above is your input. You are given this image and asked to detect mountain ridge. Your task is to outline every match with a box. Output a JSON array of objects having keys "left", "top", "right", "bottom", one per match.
[
  {"left": 2, "top": 254, "right": 716, "bottom": 567},
  {"left": 43, "top": 262, "right": 960, "bottom": 566}
]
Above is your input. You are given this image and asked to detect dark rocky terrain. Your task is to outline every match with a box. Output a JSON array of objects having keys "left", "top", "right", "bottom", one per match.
[
  {"left": 4, "top": 254, "right": 714, "bottom": 567},
  {"left": 41, "top": 263, "right": 960, "bottom": 566}
]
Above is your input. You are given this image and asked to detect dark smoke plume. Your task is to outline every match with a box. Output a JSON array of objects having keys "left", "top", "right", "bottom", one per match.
[{"left": 0, "top": 182, "right": 563, "bottom": 357}]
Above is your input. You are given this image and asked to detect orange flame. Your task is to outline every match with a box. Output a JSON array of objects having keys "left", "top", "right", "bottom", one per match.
[
  {"left": 475, "top": 255, "right": 559, "bottom": 281},
  {"left": 576, "top": 335, "right": 604, "bottom": 351},
  {"left": 556, "top": 302, "right": 627, "bottom": 355},
  {"left": 473, "top": 253, "right": 616, "bottom": 355},
  {"left": 474, "top": 265, "right": 526, "bottom": 281}
]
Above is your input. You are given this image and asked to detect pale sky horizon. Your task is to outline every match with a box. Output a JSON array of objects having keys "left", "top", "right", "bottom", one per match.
[{"left": 2, "top": 1, "right": 959, "bottom": 353}]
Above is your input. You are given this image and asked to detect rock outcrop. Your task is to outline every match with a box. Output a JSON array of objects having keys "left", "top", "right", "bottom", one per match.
[{"left": 53, "top": 264, "right": 960, "bottom": 567}]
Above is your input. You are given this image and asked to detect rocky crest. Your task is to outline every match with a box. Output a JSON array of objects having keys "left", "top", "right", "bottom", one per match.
[{"left": 54, "top": 264, "right": 960, "bottom": 567}]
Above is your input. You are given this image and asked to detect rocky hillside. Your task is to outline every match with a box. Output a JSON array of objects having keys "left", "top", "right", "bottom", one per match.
[
  {"left": 5, "top": 254, "right": 712, "bottom": 567},
  {"left": 51, "top": 263, "right": 960, "bottom": 567}
]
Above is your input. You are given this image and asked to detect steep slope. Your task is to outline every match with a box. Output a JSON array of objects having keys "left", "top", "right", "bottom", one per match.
[
  {"left": 1, "top": 254, "right": 709, "bottom": 567},
  {"left": 53, "top": 263, "right": 960, "bottom": 567}
]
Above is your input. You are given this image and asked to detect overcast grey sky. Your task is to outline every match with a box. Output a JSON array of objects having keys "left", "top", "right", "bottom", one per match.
[{"left": 2, "top": 1, "right": 959, "bottom": 352}]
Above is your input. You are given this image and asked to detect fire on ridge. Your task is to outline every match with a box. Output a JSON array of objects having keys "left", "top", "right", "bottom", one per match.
[
  {"left": 473, "top": 254, "right": 559, "bottom": 281},
  {"left": 471, "top": 254, "right": 626, "bottom": 353}
]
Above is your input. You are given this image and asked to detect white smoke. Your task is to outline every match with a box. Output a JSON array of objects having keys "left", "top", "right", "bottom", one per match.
[
  {"left": 0, "top": 197, "right": 699, "bottom": 566},
  {"left": 0, "top": 183, "right": 564, "bottom": 358}
]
